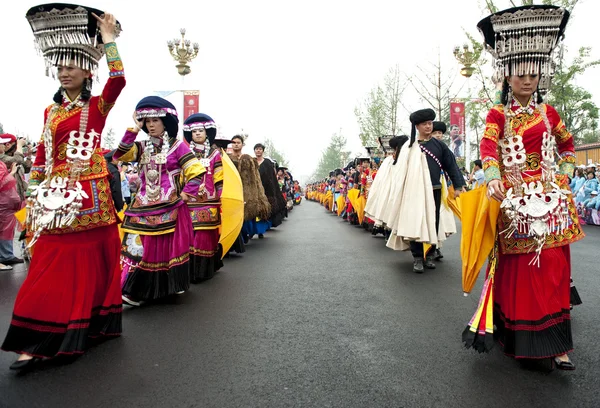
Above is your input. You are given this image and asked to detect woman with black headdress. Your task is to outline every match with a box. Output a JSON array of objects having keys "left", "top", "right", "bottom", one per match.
[
  {"left": 464, "top": 5, "right": 583, "bottom": 369},
  {"left": 182, "top": 113, "right": 224, "bottom": 281},
  {"left": 2, "top": 6, "right": 125, "bottom": 370},
  {"left": 115, "top": 97, "right": 206, "bottom": 306}
]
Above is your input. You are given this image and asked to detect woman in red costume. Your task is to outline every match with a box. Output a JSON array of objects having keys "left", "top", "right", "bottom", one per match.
[
  {"left": 465, "top": 5, "right": 583, "bottom": 370},
  {"left": 2, "top": 5, "right": 125, "bottom": 371}
]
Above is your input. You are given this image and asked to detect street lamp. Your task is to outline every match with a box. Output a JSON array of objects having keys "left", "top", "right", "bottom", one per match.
[
  {"left": 167, "top": 28, "right": 200, "bottom": 77},
  {"left": 453, "top": 43, "right": 478, "bottom": 168},
  {"left": 453, "top": 44, "right": 477, "bottom": 78}
]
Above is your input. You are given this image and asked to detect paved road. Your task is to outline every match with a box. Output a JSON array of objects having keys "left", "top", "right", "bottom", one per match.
[{"left": 0, "top": 202, "right": 598, "bottom": 408}]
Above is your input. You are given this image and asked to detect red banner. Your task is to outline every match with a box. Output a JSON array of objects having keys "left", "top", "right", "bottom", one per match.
[
  {"left": 449, "top": 101, "right": 465, "bottom": 158},
  {"left": 183, "top": 91, "right": 200, "bottom": 120}
]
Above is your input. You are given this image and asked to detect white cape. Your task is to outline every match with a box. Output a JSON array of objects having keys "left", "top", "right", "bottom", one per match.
[
  {"left": 437, "top": 176, "right": 457, "bottom": 247},
  {"left": 385, "top": 142, "right": 438, "bottom": 251},
  {"left": 364, "top": 156, "right": 393, "bottom": 225}
]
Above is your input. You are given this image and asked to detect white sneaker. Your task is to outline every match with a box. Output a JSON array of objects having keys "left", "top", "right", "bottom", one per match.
[{"left": 122, "top": 295, "right": 142, "bottom": 307}]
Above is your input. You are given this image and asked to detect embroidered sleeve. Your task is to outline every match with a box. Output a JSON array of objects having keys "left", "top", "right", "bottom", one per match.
[
  {"left": 481, "top": 107, "right": 504, "bottom": 183},
  {"left": 178, "top": 147, "right": 206, "bottom": 195},
  {"left": 546, "top": 105, "right": 576, "bottom": 178},
  {"left": 213, "top": 150, "right": 224, "bottom": 199},
  {"left": 113, "top": 129, "right": 140, "bottom": 163},
  {"left": 97, "top": 42, "right": 126, "bottom": 117},
  {"left": 440, "top": 142, "right": 465, "bottom": 188}
]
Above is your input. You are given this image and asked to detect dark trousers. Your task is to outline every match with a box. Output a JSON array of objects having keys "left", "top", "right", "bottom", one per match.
[{"left": 410, "top": 188, "right": 442, "bottom": 259}]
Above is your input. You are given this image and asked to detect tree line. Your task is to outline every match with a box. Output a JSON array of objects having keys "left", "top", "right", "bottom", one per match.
[{"left": 309, "top": 0, "right": 599, "bottom": 180}]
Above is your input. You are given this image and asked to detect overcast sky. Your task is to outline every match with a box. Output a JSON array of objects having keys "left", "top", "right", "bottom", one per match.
[{"left": 1, "top": 0, "right": 599, "bottom": 182}]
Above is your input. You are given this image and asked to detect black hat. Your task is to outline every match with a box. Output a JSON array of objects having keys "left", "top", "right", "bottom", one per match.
[
  {"left": 432, "top": 121, "right": 447, "bottom": 134},
  {"left": 135, "top": 96, "right": 179, "bottom": 138},
  {"left": 26, "top": 3, "right": 123, "bottom": 77},
  {"left": 477, "top": 5, "right": 570, "bottom": 91},
  {"left": 183, "top": 113, "right": 217, "bottom": 144},
  {"left": 409, "top": 108, "right": 436, "bottom": 147}
]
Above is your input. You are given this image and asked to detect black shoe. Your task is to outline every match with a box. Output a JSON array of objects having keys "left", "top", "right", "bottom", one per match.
[
  {"left": 553, "top": 356, "right": 576, "bottom": 371},
  {"left": 424, "top": 257, "right": 436, "bottom": 269},
  {"left": 413, "top": 258, "right": 424, "bottom": 273},
  {"left": 2, "top": 258, "right": 24, "bottom": 265},
  {"left": 433, "top": 249, "right": 443, "bottom": 261},
  {"left": 258, "top": 234, "right": 264, "bottom": 239},
  {"left": 9, "top": 357, "right": 40, "bottom": 371}
]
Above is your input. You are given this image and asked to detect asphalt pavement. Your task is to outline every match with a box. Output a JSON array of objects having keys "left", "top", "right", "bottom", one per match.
[{"left": 0, "top": 202, "right": 598, "bottom": 408}]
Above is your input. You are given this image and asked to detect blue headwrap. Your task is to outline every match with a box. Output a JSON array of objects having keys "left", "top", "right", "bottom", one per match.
[
  {"left": 183, "top": 113, "right": 217, "bottom": 144},
  {"left": 135, "top": 96, "right": 179, "bottom": 139}
]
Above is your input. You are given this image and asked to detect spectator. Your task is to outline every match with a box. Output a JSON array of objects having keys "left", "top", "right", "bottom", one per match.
[
  {"left": 0, "top": 161, "right": 23, "bottom": 267},
  {"left": 0, "top": 134, "right": 29, "bottom": 202},
  {"left": 570, "top": 167, "right": 585, "bottom": 192},
  {"left": 120, "top": 164, "right": 131, "bottom": 205},
  {"left": 127, "top": 165, "right": 141, "bottom": 199},
  {"left": 470, "top": 159, "right": 485, "bottom": 188},
  {"left": 584, "top": 191, "right": 599, "bottom": 209},
  {"left": 580, "top": 171, "right": 599, "bottom": 203}
]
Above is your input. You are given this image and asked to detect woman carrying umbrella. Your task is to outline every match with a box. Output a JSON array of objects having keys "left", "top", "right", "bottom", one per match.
[
  {"left": 115, "top": 97, "right": 206, "bottom": 306},
  {"left": 182, "top": 114, "right": 224, "bottom": 282},
  {"left": 465, "top": 5, "right": 584, "bottom": 370}
]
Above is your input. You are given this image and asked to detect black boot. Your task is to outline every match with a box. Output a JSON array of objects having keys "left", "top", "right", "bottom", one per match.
[
  {"left": 424, "top": 256, "right": 436, "bottom": 269},
  {"left": 434, "top": 248, "right": 443, "bottom": 261},
  {"left": 413, "top": 258, "right": 424, "bottom": 273}
]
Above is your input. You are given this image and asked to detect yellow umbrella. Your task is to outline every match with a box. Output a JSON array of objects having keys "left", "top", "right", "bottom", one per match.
[
  {"left": 446, "top": 185, "right": 462, "bottom": 220},
  {"left": 14, "top": 207, "right": 27, "bottom": 227},
  {"left": 218, "top": 152, "right": 244, "bottom": 258},
  {"left": 459, "top": 186, "right": 500, "bottom": 294},
  {"left": 336, "top": 195, "right": 346, "bottom": 216}
]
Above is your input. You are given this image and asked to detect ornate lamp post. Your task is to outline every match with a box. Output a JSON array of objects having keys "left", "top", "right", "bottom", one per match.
[
  {"left": 453, "top": 43, "right": 478, "bottom": 168},
  {"left": 167, "top": 28, "right": 199, "bottom": 77},
  {"left": 453, "top": 44, "right": 477, "bottom": 78}
]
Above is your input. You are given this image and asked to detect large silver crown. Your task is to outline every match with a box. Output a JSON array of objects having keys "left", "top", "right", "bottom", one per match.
[
  {"left": 26, "top": 4, "right": 121, "bottom": 77},
  {"left": 478, "top": 6, "right": 569, "bottom": 91}
]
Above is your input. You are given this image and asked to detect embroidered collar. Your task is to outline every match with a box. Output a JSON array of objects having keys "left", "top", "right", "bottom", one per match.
[{"left": 510, "top": 97, "right": 536, "bottom": 116}]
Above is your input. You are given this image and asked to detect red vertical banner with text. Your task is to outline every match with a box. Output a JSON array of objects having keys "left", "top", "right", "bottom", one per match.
[
  {"left": 449, "top": 101, "right": 465, "bottom": 158},
  {"left": 183, "top": 91, "right": 200, "bottom": 121}
]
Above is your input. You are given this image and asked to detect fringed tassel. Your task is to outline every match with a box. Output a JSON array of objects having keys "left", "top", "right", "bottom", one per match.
[{"left": 462, "top": 241, "right": 499, "bottom": 353}]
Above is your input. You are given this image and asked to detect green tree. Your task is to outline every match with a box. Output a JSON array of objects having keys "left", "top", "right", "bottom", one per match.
[
  {"left": 466, "top": 0, "right": 600, "bottom": 151},
  {"left": 355, "top": 65, "right": 407, "bottom": 147},
  {"left": 263, "top": 138, "right": 288, "bottom": 167},
  {"left": 547, "top": 47, "right": 600, "bottom": 145},
  {"left": 0, "top": 122, "right": 4, "bottom": 134},
  {"left": 313, "top": 132, "right": 351, "bottom": 180}
]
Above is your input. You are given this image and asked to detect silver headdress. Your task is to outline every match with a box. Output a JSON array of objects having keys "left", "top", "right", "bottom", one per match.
[
  {"left": 477, "top": 5, "right": 570, "bottom": 91},
  {"left": 26, "top": 3, "right": 122, "bottom": 78}
]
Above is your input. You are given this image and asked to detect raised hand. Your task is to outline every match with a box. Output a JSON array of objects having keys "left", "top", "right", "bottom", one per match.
[
  {"left": 92, "top": 12, "right": 117, "bottom": 44},
  {"left": 132, "top": 111, "right": 144, "bottom": 133}
]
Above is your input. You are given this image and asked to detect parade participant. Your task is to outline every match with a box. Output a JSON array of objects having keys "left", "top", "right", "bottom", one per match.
[
  {"left": 230, "top": 134, "right": 244, "bottom": 161},
  {"left": 464, "top": 5, "right": 583, "bottom": 369},
  {"left": 183, "top": 113, "right": 223, "bottom": 282},
  {"left": 365, "top": 136, "right": 408, "bottom": 234},
  {"left": 115, "top": 97, "right": 206, "bottom": 306},
  {"left": 385, "top": 109, "right": 465, "bottom": 273},
  {"left": 213, "top": 133, "right": 245, "bottom": 255},
  {"left": 2, "top": 6, "right": 124, "bottom": 370},
  {"left": 430, "top": 121, "right": 459, "bottom": 260},
  {"left": 254, "top": 143, "right": 286, "bottom": 229},
  {"left": 238, "top": 151, "right": 271, "bottom": 241}
]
